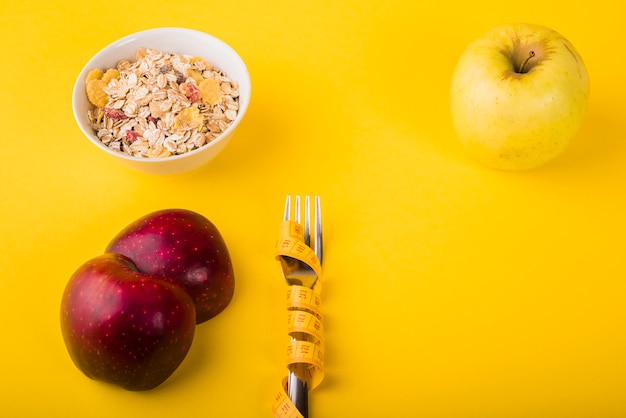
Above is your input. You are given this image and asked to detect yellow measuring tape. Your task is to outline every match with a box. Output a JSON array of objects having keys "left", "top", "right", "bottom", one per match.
[{"left": 272, "top": 220, "right": 324, "bottom": 418}]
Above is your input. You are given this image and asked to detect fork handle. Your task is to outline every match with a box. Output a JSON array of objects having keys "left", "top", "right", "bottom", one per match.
[
  {"left": 288, "top": 332, "right": 309, "bottom": 417},
  {"left": 287, "top": 362, "right": 309, "bottom": 417}
]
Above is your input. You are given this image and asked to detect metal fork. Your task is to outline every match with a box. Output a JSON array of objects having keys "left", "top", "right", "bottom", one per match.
[{"left": 279, "top": 195, "right": 323, "bottom": 418}]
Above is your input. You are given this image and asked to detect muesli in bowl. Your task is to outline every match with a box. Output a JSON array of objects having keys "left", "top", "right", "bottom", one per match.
[
  {"left": 86, "top": 48, "right": 240, "bottom": 159},
  {"left": 73, "top": 28, "right": 251, "bottom": 175}
]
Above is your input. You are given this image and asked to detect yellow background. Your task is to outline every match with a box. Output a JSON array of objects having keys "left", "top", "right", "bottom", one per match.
[{"left": 1, "top": 0, "right": 624, "bottom": 416}]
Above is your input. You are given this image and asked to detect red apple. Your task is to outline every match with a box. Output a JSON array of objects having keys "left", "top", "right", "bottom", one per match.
[
  {"left": 60, "top": 253, "right": 196, "bottom": 391},
  {"left": 105, "top": 209, "right": 235, "bottom": 324}
]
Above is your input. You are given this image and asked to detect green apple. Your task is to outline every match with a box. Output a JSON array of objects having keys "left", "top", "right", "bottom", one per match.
[{"left": 450, "top": 23, "right": 590, "bottom": 170}]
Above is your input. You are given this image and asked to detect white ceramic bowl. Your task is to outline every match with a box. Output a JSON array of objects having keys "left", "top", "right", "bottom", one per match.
[{"left": 72, "top": 28, "right": 251, "bottom": 175}]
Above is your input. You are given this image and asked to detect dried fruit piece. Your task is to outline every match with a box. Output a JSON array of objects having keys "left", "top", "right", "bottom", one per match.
[
  {"left": 104, "top": 108, "right": 128, "bottom": 119},
  {"left": 159, "top": 65, "right": 185, "bottom": 84},
  {"left": 126, "top": 130, "right": 141, "bottom": 143},
  {"left": 180, "top": 83, "right": 201, "bottom": 103},
  {"left": 174, "top": 107, "right": 203, "bottom": 131},
  {"left": 102, "top": 69, "right": 120, "bottom": 83},
  {"left": 199, "top": 78, "right": 224, "bottom": 105},
  {"left": 86, "top": 69, "right": 104, "bottom": 83},
  {"left": 187, "top": 69, "right": 204, "bottom": 84},
  {"left": 85, "top": 68, "right": 119, "bottom": 108},
  {"left": 86, "top": 79, "right": 109, "bottom": 108}
]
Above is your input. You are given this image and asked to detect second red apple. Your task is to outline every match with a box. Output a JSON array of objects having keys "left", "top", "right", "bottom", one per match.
[{"left": 106, "top": 209, "right": 235, "bottom": 324}]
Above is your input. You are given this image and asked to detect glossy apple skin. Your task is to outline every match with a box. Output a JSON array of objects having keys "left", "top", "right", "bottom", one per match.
[
  {"left": 105, "top": 209, "right": 235, "bottom": 324},
  {"left": 60, "top": 253, "right": 196, "bottom": 391}
]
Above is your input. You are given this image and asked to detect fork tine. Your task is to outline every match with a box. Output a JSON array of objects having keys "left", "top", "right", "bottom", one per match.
[
  {"left": 294, "top": 195, "right": 301, "bottom": 224},
  {"left": 284, "top": 195, "right": 291, "bottom": 221},
  {"left": 314, "top": 195, "right": 323, "bottom": 264},
  {"left": 304, "top": 196, "right": 311, "bottom": 247}
]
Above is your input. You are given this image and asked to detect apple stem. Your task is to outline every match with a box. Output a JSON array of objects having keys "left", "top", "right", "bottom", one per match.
[{"left": 518, "top": 51, "right": 536, "bottom": 74}]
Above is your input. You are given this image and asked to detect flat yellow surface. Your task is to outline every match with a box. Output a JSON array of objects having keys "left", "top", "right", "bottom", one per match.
[{"left": 1, "top": 1, "right": 625, "bottom": 417}]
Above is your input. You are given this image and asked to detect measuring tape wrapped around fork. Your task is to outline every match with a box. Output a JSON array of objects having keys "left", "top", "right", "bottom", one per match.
[{"left": 272, "top": 218, "right": 324, "bottom": 418}]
